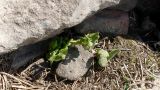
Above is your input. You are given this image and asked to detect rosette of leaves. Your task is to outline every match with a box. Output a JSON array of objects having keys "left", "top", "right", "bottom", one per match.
[
  {"left": 47, "top": 33, "right": 99, "bottom": 64},
  {"left": 47, "top": 32, "right": 119, "bottom": 67}
]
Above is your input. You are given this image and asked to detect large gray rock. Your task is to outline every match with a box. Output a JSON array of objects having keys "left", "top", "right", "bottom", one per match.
[
  {"left": 56, "top": 45, "right": 93, "bottom": 80},
  {"left": 0, "top": 0, "right": 121, "bottom": 54}
]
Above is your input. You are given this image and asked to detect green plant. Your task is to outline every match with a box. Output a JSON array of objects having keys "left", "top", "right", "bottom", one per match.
[
  {"left": 70, "top": 32, "right": 99, "bottom": 50},
  {"left": 47, "top": 37, "right": 70, "bottom": 64},
  {"left": 47, "top": 33, "right": 99, "bottom": 64},
  {"left": 96, "top": 49, "right": 120, "bottom": 67},
  {"left": 47, "top": 32, "right": 119, "bottom": 67}
]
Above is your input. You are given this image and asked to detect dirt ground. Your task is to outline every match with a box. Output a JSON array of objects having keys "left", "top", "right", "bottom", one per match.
[{"left": 0, "top": 34, "right": 160, "bottom": 90}]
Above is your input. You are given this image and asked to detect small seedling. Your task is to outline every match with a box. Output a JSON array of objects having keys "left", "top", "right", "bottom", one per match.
[
  {"left": 96, "top": 48, "right": 120, "bottom": 67},
  {"left": 47, "top": 33, "right": 99, "bottom": 64},
  {"left": 47, "top": 32, "right": 119, "bottom": 67}
]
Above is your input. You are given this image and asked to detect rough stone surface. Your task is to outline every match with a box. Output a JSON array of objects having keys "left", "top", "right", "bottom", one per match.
[
  {"left": 56, "top": 45, "right": 93, "bottom": 80},
  {"left": 75, "top": 9, "right": 129, "bottom": 35},
  {"left": 10, "top": 39, "right": 51, "bottom": 70},
  {"left": 0, "top": 0, "right": 121, "bottom": 54}
]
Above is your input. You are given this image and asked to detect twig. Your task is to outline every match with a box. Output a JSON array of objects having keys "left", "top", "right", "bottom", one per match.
[
  {"left": 45, "top": 83, "right": 51, "bottom": 90},
  {"left": 139, "top": 55, "right": 144, "bottom": 80},
  {"left": 2, "top": 75, "right": 8, "bottom": 90},
  {"left": 12, "top": 85, "right": 44, "bottom": 90},
  {"left": 0, "top": 72, "right": 34, "bottom": 87},
  {"left": 55, "top": 75, "right": 58, "bottom": 83},
  {"left": 119, "top": 48, "right": 131, "bottom": 51},
  {"left": 123, "top": 63, "right": 138, "bottom": 88},
  {"left": 21, "top": 59, "right": 44, "bottom": 75},
  {"left": 72, "top": 80, "right": 78, "bottom": 90},
  {"left": 2, "top": 74, "right": 5, "bottom": 90}
]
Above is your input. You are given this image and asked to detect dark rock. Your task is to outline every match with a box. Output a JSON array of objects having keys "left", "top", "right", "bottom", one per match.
[
  {"left": 10, "top": 39, "right": 51, "bottom": 71},
  {"left": 56, "top": 45, "right": 93, "bottom": 80},
  {"left": 156, "top": 31, "right": 160, "bottom": 40},
  {"left": 141, "top": 16, "right": 156, "bottom": 34},
  {"left": 75, "top": 9, "right": 129, "bottom": 35},
  {"left": 136, "top": 0, "right": 160, "bottom": 29},
  {"left": 109, "top": 0, "right": 137, "bottom": 11}
]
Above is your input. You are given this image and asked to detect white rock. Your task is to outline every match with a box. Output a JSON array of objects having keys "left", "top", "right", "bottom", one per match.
[{"left": 0, "top": 0, "right": 120, "bottom": 54}]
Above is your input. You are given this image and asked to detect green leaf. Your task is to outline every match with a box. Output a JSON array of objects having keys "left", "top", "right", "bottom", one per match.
[
  {"left": 96, "top": 48, "right": 109, "bottom": 58},
  {"left": 96, "top": 49, "right": 119, "bottom": 67},
  {"left": 124, "top": 76, "right": 130, "bottom": 90},
  {"left": 47, "top": 32, "right": 100, "bottom": 65},
  {"left": 47, "top": 36, "right": 70, "bottom": 64},
  {"left": 124, "top": 83, "right": 129, "bottom": 90},
  {"left": 96, "top": 49, "right": 109, "bottom": 67},
  {"left": 49, "top": 38, "right": 58, "bottom": 51},
  {"left": 74, "top": 32, "right": 100, "bottom": 50},
  {"left": 48, "top": 50, "right": 59, "bottom": 64},
  {"left": 107, "top": 49, "right": 120, "bottom": 60}
]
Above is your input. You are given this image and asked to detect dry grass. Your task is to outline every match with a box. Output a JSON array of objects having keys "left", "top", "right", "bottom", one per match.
[{"left": 0, "top": 36, "right": 160, "bottom": 90}]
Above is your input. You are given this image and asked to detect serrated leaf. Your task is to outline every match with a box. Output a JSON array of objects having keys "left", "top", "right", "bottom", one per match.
[
  {"left": 47, "top": 36, "right": 70, "bottom": 64},
  {"left": 75, "top": 32, "right": 99, "bottom": 50}
]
